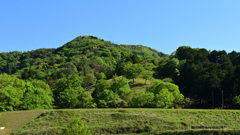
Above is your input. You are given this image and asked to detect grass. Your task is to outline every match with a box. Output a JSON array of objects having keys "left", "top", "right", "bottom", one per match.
[
  {"left": 0, "top": 110, "right": 44, "bottom": 134},
  {"left": 90, "top": 77, "right": 152, "bottom": 91},
  {"left": 7, "top": 109, "right": 240, "bottom": 135}
]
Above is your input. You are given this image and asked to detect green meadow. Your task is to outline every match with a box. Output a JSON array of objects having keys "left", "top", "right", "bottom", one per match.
[{"left": 1, "top": 109, "right": 240, "bottom": 135}]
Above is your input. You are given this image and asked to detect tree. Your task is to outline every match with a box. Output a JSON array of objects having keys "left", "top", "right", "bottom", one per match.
[
  {"left": 122, "top": 62, "right": 144, "bottom": 83},
  {"left": 57, "top": 74, "right": 95, "bottom": 108},
  {"left": 96, "top": 72, "right": 106, "bottom": 80},
  {"left": 141, "top": 70, "right": 153, "bottom": 84},
  {"left": 0, "top": 74, "right": 54, "bottom": 111},
  {"left": 58, "top": 87, "right": 82, "bottom": 108},
  {"left": 58, "top": 86, "right": 95, "bottom": 108},
  {"left": 64, "top": 62, "right": 78, "bottom": 75},
  {"left": 92, "top": 79, "right": 110, "bottom": 99},
  {"left": 0, "top": 57, "right": 7, "bottom": 71},
  {"left": 130, "top": 92, "right": 154, "bottom": 108},
  {"left": 146, "top": 80, "right": 184, "bottom": 108},
  {"left": 110, "top": 77, "right": 130, "bottom": 96},
  {"left": 78, "top": 91, "right": 96, "bottom": 108},
  {"left": 20, "top": 80, "right": 54, "bottom": 110},
  {"left": 230, "top": 95, "right": 240, "bottom": 109},
  {"left": 97, "top": 89, "right": 119, "bottom": 108},
  {"left": 132, "top": 54, "right": 140, "bottom": 64},
  {"left": 164, "top": 82, "right": 184, "bottom": 105},
  {"left": 83, "top": 73, "right": 95, "bottom": 90},
  {"left": 0, "top": 74, "right": 26, "bottom": 111},
  {"left": 56, "top": 74, "right": 83, "bottom": 94},
  {"left": 155, "top": 88, "right": 174, "bottom": 108},
  {"left": 157, "top": 57, "right": 179, "bottom": 77},
  {"left": 208, "top": 50, "right": 230, "bottom": 63}
]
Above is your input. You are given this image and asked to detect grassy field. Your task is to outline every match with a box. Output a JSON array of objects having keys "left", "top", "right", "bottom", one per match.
[
  {"left": 0, "top": 110, "right": 45, "bottom": 134},
  {"left": 2, "top": 109, "right": 239, "bottom": 135}
]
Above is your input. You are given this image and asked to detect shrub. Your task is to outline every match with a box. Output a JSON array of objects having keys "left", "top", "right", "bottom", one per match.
[
  {"left": 62, "top": 117, "right": 91, "bottom": 135},
  {"left": 230, "top": 95, "right": 240, "bottom": 109}
]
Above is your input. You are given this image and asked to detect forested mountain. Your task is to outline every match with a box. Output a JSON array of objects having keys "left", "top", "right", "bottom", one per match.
[
  {"left": 1, "top": 36, "right": 240, "bottom": 111},
  {"left": 0, "top": 36, "right": 166, "bottom": 78},
  {"left": 1, "top": 36, "right": 180, "bottom": 111}
]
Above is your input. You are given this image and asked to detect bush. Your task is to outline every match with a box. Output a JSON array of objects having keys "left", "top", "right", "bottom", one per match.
[
  {"left": 62, "top": 117, "right": 92, "bottom": 135},
  {"left": 230, "top": 95, "right": 240, "bottom": 109}
]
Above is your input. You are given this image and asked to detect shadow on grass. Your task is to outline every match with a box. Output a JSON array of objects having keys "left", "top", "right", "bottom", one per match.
[{"left": 129, "top": 83, "right": 146, "bottom": 87}]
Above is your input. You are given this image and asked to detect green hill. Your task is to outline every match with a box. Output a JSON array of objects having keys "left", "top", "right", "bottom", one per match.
[
  {"left": 0, "top": 35, "right": 166, "bottom": 82},
  {"left": 56, "top": 36, "right": 167, "bottom": 58}
]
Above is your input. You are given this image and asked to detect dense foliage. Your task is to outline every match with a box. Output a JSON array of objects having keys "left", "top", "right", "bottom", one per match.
[
  {"left": 171, "top": 46, "right": 240, "bottom": 108},
  {"left": 1, "top": 36, "right": 240, "bottom": 111}
]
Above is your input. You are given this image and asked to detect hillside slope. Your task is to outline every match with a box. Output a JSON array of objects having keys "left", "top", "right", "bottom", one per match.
[
  {"left": 9, "top": 109, "right": 240, "bottom": 135},
  {"left": 0, "top": 35, "right": 166, "bottom": 83},
  {"left": 0, "top": 110, "right": 44, "bottom": 134}
]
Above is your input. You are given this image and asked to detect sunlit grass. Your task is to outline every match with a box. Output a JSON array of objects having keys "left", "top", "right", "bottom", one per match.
[
  {"left": 0, "top": 110, "right": 44, "bottom": 134},
  {"left": 10, "top": 109, "right": 240, "bottom": 134}
]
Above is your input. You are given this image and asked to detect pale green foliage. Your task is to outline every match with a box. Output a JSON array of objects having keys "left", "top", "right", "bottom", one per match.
[
  {"left": 164, "top": 82, "right": 184, "bottom": 104},
  {"left": 155, "top": 88, "right": 174, "bottom": 108},
  {"left": 97, "top": 72, "right": 106, "bottom": 80},
  {"left": 146, "top": 80, "right": 184, "bottom": 108},
  {"left": 142, "top": 62, "right": 155, "bottom": 71},
  {"left": 146, "top": 80, "right": 165, "bottom": 94},
  {"left": 62, "top": 117, "right": 92, "bottom": 135},
  {"left": 98, "top": 89, "right": 119, "bottom": 102},
  {"left": 21, "top": 80, "right": 54, "bottom": 110},
  {"left": 0, "top": 74, "right": 54, "bottom": 111},
  {"left": 141, "top": 70, "right": 153, "bottom": 84},
  {"left": 130, "top": 92, "right": 155, "bottom": 108},
  {"left": 110, "top": 77, "right": 130, "bottom": 96},
  {"left": 0, "top": 74, "right": 26, "bottom": 111}
]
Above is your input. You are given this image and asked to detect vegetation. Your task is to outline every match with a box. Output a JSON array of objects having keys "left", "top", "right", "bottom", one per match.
[
  {"left": 7, "top": 109, "right": 240, "bottom": 135},
  {"left": 0, "top": 35, "right": 189, "bottom": 111},
  {"left": 0, "top": 110, "right": 44, "bottom": 134},
  {"left": 1, "top": 36, "right": 240, "bottom": 109},
  {"left": 2, "top": 35, "right": 240, "bottom": 134},
  {"left": 62, "top": 117, "right": 92, "bottom": 135}
]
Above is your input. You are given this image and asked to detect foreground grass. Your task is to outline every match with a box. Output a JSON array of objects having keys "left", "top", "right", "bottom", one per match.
[
  {"left": 8, "top": 109, "right": 240, "bottom": 135},
  {"left": 0, "top": 110, "right": 44, "bottom": 134}
]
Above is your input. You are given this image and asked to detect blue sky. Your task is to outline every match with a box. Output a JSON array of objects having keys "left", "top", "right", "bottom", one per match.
[{"left": 1, "top": 0, "right": 240, "bottom": 55}]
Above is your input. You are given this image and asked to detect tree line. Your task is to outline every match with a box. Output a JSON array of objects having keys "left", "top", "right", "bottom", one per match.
[
  {"left": 1, "top": 36, "right": 240, "bottom": 111},
  {"left": 157, "top": 46, "right": 240, "bottom": 108}
]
